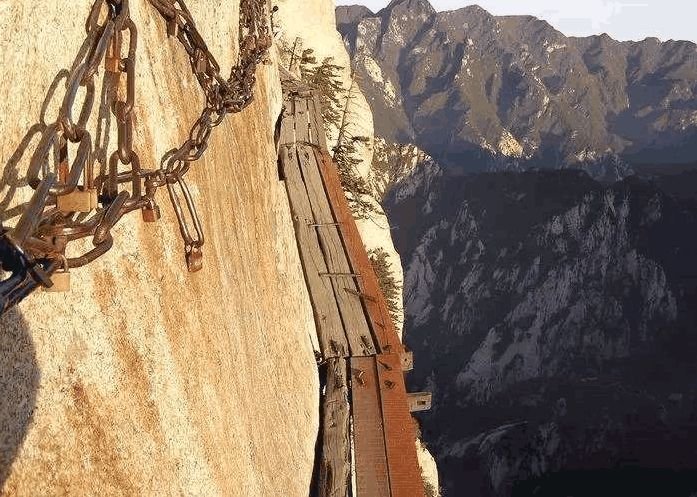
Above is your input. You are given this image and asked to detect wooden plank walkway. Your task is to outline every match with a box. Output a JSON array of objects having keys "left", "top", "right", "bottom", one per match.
[
  {"left": 350, "top": 357, "right": 391, "bottom": 496},
  {"left": 317, "top": 358, "right": 351, "bottom": 497},
  {"left": 279, "top": 120, "right": 349, "bottom": 358},
  {"left": 278, "top": 73, "right": 427, "bottom": 497},
  {"left": 280, "top": 94, "right": 376, "bottom": 358},
  {"left": 314, "top": 149, "right": 404, "bottom": 356}
]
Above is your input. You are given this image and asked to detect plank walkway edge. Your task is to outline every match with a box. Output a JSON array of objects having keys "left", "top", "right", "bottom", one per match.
[{"left": 279, "top": 74, "right": 427, "bottom": 497}]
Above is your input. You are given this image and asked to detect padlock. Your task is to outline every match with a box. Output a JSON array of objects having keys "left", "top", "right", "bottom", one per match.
[
  {"left": 186, "top": 247, "right": 203, "bottom": 273},
  {"left": 44, "top": 257, "right": 71, "bottom": 293},
  {"left": 142, "top": 202, "right": 161, "bottom": 223},
  {"left": 57, "top": 187, "right": 99, "bottom": 213}
]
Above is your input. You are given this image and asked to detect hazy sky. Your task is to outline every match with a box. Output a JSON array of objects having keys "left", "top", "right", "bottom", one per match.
[{"left": 335, "top": 0, "right": 697, "bottom": 42}]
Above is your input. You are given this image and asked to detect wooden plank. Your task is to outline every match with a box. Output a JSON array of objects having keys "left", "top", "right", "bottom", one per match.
[
  {"left": 313, "top": 148, "right": 404, "bottom": 355},
  {"left": 281, "top": 144, "right": 349, "bottom": 358},
  {"left": 350, "top": 357, "right": 391, "bottom": 497},
  {"left": 400, "top": 351, "right": 414, "bottom": 372},
  {"left": 317, "top": 358, "right": 351, "bottom": 497},
  {"left": 278, "top": 100, "right": 296, "bottom": 150},
  {"left": 293, "top": 96, "right": 312, "bottom": 143},
  {"left": 308, "top": 94, "right": 329, "bottom": 151},
  {"left": 407, "top": 392, "right": 432, "bottom": 413},
  {"left": 376, "top": 354, "right": 426, "bottom": 497},
  {"left": 296, "top": 144, "right": 376, "bottom": 357}
]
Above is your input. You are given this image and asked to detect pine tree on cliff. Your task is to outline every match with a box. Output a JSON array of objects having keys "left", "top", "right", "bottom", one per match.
[
  {"left": 298, "top": 50, "right": 375, "bottom": 218},
  {"left": 301, "top": 54, "right": 344, "bottom": 129},
  {"left": 368, "top": 248, "right": 401, "bottom": 326},
  {"left": 332, "top": 70, "right": 376, "bottom": 219}
]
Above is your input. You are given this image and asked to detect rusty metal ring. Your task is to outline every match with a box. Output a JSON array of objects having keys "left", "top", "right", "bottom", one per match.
[
  {"left": 83, "top": 21, "right": 116, "bottom": 83},
  {"left": 27, "top": 124, "right": 92, "bottom": 196},
  {"left": 59, "top": 64, "right": 95, "bottom": 142}
]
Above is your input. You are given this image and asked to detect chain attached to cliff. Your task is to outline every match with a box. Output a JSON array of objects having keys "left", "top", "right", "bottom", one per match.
[
  {"left": 0, "top": 0, "right": 272, "bottom": 314},
  {"left": 147, "top": 0, "right": 272, "bottom": 270}
]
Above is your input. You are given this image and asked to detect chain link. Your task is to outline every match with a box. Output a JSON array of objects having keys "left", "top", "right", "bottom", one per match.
[
  {"left": 148, "top": 0, "right": 272, "bottom": 270},
  {"left": 0, "top": 0, "right": 272, "bottom": 312}
]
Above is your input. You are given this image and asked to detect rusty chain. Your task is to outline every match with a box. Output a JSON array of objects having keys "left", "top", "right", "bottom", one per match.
[
  {"left": 147, "top": 0, "right": 272, "bottom": 270},
  {"left": 0, "top": 0, "right": 272, "bottom": 313}
]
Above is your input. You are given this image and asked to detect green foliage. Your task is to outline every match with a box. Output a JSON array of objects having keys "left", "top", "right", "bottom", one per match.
[
  {"left": 368, "top": 248, "right": 401, "bottom": 326},
  {"left": 298, "top": 48, "right": 317, "bottom": 75},
  {"left": 279, "top": 39, "right": 320, "bottom": 80},
  {"left": 301, "top": 55, "right": 344, "bottom": 130},
  {"left": 297, "top": 48, "right": 376, "bottom": 218},
  {"left": 333, "top": 135, "right": 376, "bottom": 218},
  {"left": 278, "top": 38, "right": 298, "bottom": 71}
]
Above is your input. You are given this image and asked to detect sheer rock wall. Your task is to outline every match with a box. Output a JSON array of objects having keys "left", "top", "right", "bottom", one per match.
[{"left": 0, "top": 2, "right": 318, "bottom": 496}]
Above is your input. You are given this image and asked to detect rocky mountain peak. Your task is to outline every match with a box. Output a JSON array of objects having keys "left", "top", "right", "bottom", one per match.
[
  {"left": 338, "top": 4, "right": 697, "bottom": 176},
  {"left": 383, "top": 0, "right": 436, "bottom": 17},
  {"left": 449, "top": 4, "right": 494, "bottom": 22},
  {"left": 335, "top": 4, "right": 373, "bottom": 27}
]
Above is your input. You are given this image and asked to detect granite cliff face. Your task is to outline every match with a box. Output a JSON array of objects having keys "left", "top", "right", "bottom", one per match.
[
  {"left": 0, "top": 2, "right": 322, "bottom": 495},
  {"left": 0, "top": 1, "right": 439, "bottom": 494},
  {"left": 338, "top": 0, "right": 697, "bottom": 177}
]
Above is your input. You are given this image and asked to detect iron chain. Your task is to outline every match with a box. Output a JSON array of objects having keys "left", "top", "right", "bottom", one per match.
[{"left": 0, "top": 0, "right": 272, "bottom": 311}]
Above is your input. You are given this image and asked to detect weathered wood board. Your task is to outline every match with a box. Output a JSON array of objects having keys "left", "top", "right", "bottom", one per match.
[
  {"left": 407, "top": 392, "right": 433, "bottom": 413},
  {"left": 317, "top": 358, "right": 352, "bottom": 497},
  {"left": 295, "top": 144, "right": 376, "bottom": 357},
  {"left": 280, "top": 125, "right": 349, "bottom": 357},
  {"left": 308, "top": 95, "right": 329, "bottom": 151},
  {"left": 313, "top": 148, "right": 404, "bottom": 355},
  {"left": 376, "top": 354, "right": 425, "bottom": 497},
  {"left": 292, "top": 96, "right": 312, "bottom": 143},
  {"left": 350, "top": 356, "right": 391, "bottom": 497}
]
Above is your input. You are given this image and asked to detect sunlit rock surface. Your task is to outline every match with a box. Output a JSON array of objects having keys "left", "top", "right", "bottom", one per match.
[{"left": 0, "top": 2, "right": 319, "bottom": 495}]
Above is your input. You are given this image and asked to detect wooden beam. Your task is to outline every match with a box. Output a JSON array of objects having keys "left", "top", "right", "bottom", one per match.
[
  {"left": 313, "top": 148, "right": 404, "bottom": 355},
  {"left": 308, "top": 94, "right": 329, "bottom": 151},
  {"left": 317, "top": 358, "right": 351, "bottom": 497},
  {"left": 407, "top": 392, "right": 432, "bottom": 413},
  {"left": 350, "top": 357, "right": 391, "bottom": 497},
  {"left": 278, "top": 97, "right": 296, "bottom": 150},
  {"left": 376, "top": 354, "right": 426, "bottom": 497},
  {"left": 293, "top": 96, "right": 312, "bottom": 143},
  {"left": 400, "top": 351, "right": 414, "bottom": 372}
]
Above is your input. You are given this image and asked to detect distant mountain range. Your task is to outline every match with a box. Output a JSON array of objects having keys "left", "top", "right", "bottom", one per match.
[
  {"left": 385, "top": 158, "right": 697, "bottom": 496},
  {"left": 337, "top": 2, "right": 697, "bottom": 496},
  {"left": 338, "top": 0, "right": 697, "bottom": 178}
]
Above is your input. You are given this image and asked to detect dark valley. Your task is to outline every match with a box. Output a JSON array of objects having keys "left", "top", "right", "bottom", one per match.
[{"left": 337, "top": 1, "right": 697, "bottom": 495}]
